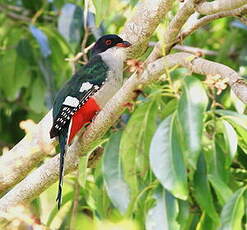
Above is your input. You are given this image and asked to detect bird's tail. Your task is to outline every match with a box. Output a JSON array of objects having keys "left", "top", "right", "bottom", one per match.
[{"left": 56, "top": 133, "right": 67, "bottom": 209}]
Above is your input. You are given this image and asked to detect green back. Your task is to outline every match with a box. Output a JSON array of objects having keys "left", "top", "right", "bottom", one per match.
[{"left": 52, "top": 55, "right": 109, "bottom": 120}]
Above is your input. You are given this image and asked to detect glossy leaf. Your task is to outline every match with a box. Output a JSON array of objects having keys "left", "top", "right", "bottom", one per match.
[
  {"left": 150, "top": 114, "right": 188, "bottom": 200},
  {"left": 29, "top": 25, "right": 51, "bottom": 58},
  {"left": 161, "top": 98, "right": 177, "bottom": 119},
  {"left": 216, "top": 110, "right": 247, "bottom": 155},
  {"left": 219, "top": 187, "right": 246, "bottom": 230},
  {"left": 208, "top": 175, "right": 232, "bottom": 205},
  {"left": 178, "top": 76, "right": 208, "bottom": 169},
  {"left": 58, "top": 3, "right": 83, "bottom": 51},
  {"left": 120, "top": 100, "right": 158, "bottom": 198},
  {"left": 145, "top": 186, "right": 179, "bottom": 230},
  {"left": 215, "top": 110, "right": 247, "bottom": 138},
  {"left": 103, "top": 132, "right": 130, "bottom": 214},
  {"left": 177, "top": 200, "right": 190, "bottom": 230},
  {"left": 220, "top": 119, "right": 238, "bottom": 160},
  {"left": 203, "top": 133, "right": 230, "bottom": 184},
  {"left": 194, "top": 154, "right": 219, "bottom": 221},
  {"left": 47, "top": 191, "right": 74, "bottom": 226},
  {"left": 196, "top": 213, "right": 218, "bottom": 230}
]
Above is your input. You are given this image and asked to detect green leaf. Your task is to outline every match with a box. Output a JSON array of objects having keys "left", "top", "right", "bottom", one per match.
[
  {"left": 92, "top": 0, "right": 111, "bottom": 26},
  {"left": 29, "top": 77, "right": 47, "bottom": 113},
  {"left": 161, "top": 98, "right": 177, "bottom": 119},
  {"left": 219, "top": 187, "right": 246, "bottom": 230},
  {"left": 204, "top": 136, "right": 230, "bottom": 184},
  {"left": 29, "top": 25, "right": 51, "bottom": 58},
  {"left": 103, "top": 132, "right": 130, "bottom": 214},
  {"left": 208, "top": 175, "right": 232, "bottom": 206},
  {"left": 215, "top": 110, "right": 247, "bottom": 139},
  {"left": 47, "top": 191, "right": 74, "bottom": 226},
  {"left": 58, "top": 3, "right": 83, "bottom": 51},
  {"left": 178, "top": 76, "right": 208, "bottom": 169},
  {"left": 0, "top": 48, "right": 30, "bottom": 101},
  {"left": 194, "top": 154, "right": 219, "bottom": 221},
  {"left": 215, "top": 110, "right": 247, "bottom": 120},
  {"left": 120, "top": 100, "right": 158, "bottom": 198},
  {"left": 78, "top": 155, "right": 90, "bottom": 188},
  {"left": 150, "top": 114, "right": 188, "bottom": 200},
  {"left": 196, "top": 212, "right": 218, "bottom": 230},
  {"left": 218, "top": 119, "right": 238, "bottom": 161},
  {"left": 177, "top": 200, "right": 190, "bottom": 229},
  {"left": 22, "top": 0, "right": 43, "bottom": 11},
  {"left": 145, "top": 186, "right": 179, "bottom": 230}
]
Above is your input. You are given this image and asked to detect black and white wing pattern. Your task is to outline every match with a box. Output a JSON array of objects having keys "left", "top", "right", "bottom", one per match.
[{"left": 50, "top": 55, "right": 109, "bottom": 138}]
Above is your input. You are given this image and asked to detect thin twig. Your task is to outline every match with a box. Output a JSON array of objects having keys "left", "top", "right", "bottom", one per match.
[
  {"left": 148, "top": 42, "right": 218, "bottom": 56},
  {"left": 180, "top": 4, "right": 247, "bottom": 40},
  {"left": 0, "top": 5, "right": 30, "bottom": 22}
]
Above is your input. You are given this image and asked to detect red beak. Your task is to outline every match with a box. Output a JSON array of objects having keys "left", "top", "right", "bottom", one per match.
[{"left": 115, "top": 41, "right": 132, "bottom": 47}]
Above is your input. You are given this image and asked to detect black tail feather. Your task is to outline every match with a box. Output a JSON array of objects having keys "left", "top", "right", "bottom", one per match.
[{"left": 57, "top": 134, "right": 67, "bottom": 209}]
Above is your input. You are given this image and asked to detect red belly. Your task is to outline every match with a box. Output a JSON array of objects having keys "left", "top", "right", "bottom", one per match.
[{"left": 67, "top": 98, "right": 101, "bottom": 145}]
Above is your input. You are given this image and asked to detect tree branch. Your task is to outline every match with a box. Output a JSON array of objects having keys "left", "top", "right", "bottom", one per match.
[
  {"left": 0, "top": 52, "right": 246, "bottom": 211},
  {"left": 180, "top": 4, "right": 247, "bottom": 41},
  {"left": 147, "top": 0, "right": 196, "bottom": 63},
  {"left": 120, "top": 0, "right": 175, "bottom": 57},
  {"left": 196, "top": 0, "right": 247, "bottom": 15},
  {"left": 149, "top": 42, "right": 218, "bottom": 56},
  {"left": 0, "top": 111, "right": 55, "bottom": 192}
]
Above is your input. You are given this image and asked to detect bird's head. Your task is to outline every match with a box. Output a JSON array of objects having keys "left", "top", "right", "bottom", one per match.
[{"left": 91, "top": 34, "right": 131, "bottom": 56}]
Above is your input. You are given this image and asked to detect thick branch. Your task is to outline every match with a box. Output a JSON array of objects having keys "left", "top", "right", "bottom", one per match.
[
  {"left": 0, "top": 0, "right": 174, "bottom": 193},
  {"left": 120, "top": 0, "right": 174, "bottom": 57},
  {"left": 196, "top": 0, "right": 247, "bottom": 15},
  {"left": 0, "top": 52, "right": 246, "bottom": 211},
  {"left": 0, "top": 111, "right": 55, "bottom": 192}
]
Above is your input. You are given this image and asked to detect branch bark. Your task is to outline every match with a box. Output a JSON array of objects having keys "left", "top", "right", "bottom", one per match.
[
  {"left": 120, "top": 0, "right": 174, "bottom": 57},
  {"left": 196, "top": 0, "right": 247, "bottom": 15},
  {"left": 0, "top": 52, "right": 246, "bottom": 211},
  {"left": 0, "top": 111, "right": 55, "bottom": 192}
]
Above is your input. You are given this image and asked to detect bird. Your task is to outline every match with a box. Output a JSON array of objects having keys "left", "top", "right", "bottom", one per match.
[{"left": 50, "top": 34, "right": 131, "bottom": 209}]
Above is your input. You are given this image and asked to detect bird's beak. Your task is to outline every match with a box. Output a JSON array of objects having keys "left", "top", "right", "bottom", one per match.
[{"left": 115, "top": 41, "right": 132, "bottom": 48}]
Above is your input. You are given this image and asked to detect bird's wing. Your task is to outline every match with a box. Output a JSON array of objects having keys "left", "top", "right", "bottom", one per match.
[{"left": 50, "top": 55, "right": 109, "bottom": 138}]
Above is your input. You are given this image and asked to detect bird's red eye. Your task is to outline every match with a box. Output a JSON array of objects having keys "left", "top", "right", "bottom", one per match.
[{"left": 105, "top": 40, "right": 112, "bottom": 45}]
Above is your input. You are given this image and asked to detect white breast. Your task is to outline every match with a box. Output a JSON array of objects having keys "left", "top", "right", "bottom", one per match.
[{"left": 93, "top": 47, "right": 125, "bottom": 107}]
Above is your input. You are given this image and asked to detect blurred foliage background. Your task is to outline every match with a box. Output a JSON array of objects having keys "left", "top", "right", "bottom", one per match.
[{"left": 0, "top": 0, "right": 247, "bottom": 229}]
